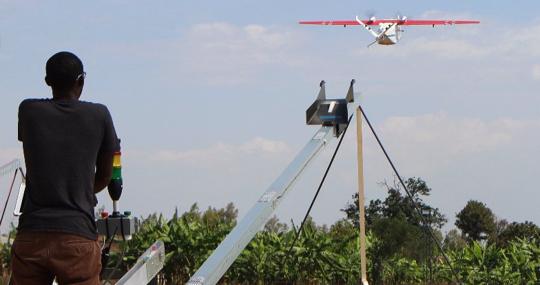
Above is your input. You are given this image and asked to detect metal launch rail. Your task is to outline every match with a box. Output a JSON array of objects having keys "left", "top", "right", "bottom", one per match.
[
  {"left": 115, "top": 240, "right": 166, "bottom": 285},
  {"left": 187, "top": 80, "right": 358, "bottom": 285}
]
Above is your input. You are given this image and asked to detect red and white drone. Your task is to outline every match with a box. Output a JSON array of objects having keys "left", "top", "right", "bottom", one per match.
[{"left": 299, "top": 15, "right": 480, "bottom": 47}]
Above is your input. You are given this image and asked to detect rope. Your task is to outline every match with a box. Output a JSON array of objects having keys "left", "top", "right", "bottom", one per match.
[{"left": 357, "top": 104, "right": 462, "bottom": 284}]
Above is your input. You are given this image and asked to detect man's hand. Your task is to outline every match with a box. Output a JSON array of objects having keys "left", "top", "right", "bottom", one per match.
[{"left": 94, "top": 151, "right": 113, "bottom": 193}]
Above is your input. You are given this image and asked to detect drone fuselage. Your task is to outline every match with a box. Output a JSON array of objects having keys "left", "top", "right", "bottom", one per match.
[{"left": 377, "top": 23, "right": 399, "bottom": 45}]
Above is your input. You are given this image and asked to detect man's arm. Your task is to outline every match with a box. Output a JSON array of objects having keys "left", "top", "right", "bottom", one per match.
[
  {"left": 94, "top": 151, "right": 113, "bottom": 193},
  {"left": 95, "top": 105, "right": 119, "bottom": 193}
]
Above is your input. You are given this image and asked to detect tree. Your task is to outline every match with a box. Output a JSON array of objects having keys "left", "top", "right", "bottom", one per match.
[
  {"left": 342, "top": 177, "right": 447, "bottom": 230},
  {"left": 264, "top": 216, "right": 289, "bottom": 233},
  {"left": 455, "top": 200, "right": 496, "bottom": 243},
  {"left": 201, "top": 202, "right": 238, "bottom": 227},
  {"left": 488, "top": 218, "right": 509, "bottom": 245},
  {"left": 496, "top": 221, "right": 540, "bottom": 247},
  {"left": 342, "top": 177, "right": 446, "bottom": 284},
  {"left": 443, "top": 229, "right": 467, "bottom": 251}
]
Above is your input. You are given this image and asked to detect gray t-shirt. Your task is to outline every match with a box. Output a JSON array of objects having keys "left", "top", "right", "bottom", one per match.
[{"left": 18, "top": 98, "right": 119, "bottom": 240}]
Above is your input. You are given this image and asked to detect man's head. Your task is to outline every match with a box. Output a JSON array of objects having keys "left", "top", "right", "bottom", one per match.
[{"left": 45, "top": 51, "right": 85, "bottom": 99}]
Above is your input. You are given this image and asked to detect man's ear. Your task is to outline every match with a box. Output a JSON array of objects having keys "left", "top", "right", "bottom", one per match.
[{"left": 45, "top": 76, "right": 52, "bottom": 86}]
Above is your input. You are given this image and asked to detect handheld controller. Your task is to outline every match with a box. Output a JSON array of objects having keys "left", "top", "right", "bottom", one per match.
[{"left": 96, "top": 145, "right": 135, "bottom": 240}]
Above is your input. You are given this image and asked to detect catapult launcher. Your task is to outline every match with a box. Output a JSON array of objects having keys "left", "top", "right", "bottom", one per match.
[{"left": 187, "top": 80, "right": 364, "bottom": 285}]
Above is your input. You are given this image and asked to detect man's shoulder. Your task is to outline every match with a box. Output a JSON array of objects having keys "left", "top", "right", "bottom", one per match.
[
  {"left": 79, "top": 101, "right": 114, "bottom": 122},
  {"left": 18, "top": 99, "right": 51, "bottom": 116},
  {"left": 19, "top": 98, "right": 50, "bottom": 108},
  {"left": 19, "top": 99, "right": 112, "bottom": 120},
  {"left": 78, "top": 100, "right": 109, "bottom": 111}
]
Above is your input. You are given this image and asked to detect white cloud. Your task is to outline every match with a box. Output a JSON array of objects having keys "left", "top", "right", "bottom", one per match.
[
  {"left": 178, "top": 22, "right": 302, "bottom": 85},
  {"left": 190, "top": 23, "right": 290, "bottom": 51},
  {"left": 533, "top": 65, "right": 540, "bottom": 80},
  {"left": 368, "top": 113, "right": 540, "bottom": 172},
  {"left": 0, "top": 149, "right": 22, "bottom": 187},
  {"left": 149, "top": 137, "right": 291, "bottom": 163},
  {"left": 406, "top": 38, "right": 491, "bottom": 59},
  {"left": 352, "top": 19, "right": 540, "bottom": 61},
  {"left": 116, "top": 137, "right": 296, "bottom": 220},
  {"left": 0, "top": 148, "right": 22, "bottom": 166},
  {"left": 500, "top": 22, "right": 540, "bottom": 58},
  {"left": 352, "top": 34, "right": 491, "bottom": 60},
  {"left": 93, "top": 22, "right": 304, "bottom": 86},
  {"left": 241, "top": 137, "right": 290, "bottom": 153}
]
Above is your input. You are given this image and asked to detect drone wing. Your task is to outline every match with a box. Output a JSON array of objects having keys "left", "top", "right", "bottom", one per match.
[
  {"left": 397, "top": 20, "right": 480, "bottom": 26},
  {"left": 298, "top": 20, "right": 360, "bottom": 27},
  {"left": 299, "top": 19, "right": 480, "bottom": 26}
]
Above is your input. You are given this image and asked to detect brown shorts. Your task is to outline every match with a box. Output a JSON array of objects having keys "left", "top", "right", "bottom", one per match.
[{"left": 10, "top": 231, "right": 101, "bottom": 285}]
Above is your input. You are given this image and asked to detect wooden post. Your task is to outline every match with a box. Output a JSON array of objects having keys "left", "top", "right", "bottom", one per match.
[{"left": 356, "top": 107, "right": 369, "bottom": 285}]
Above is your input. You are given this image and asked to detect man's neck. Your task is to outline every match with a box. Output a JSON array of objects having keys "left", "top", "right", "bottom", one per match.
[{"left": 52, "top": 89, "right": 79, "bottom": 101}]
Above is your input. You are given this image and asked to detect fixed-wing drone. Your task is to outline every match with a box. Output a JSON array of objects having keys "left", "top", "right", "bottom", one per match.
[{"left": 299, "top": 15, "right": 480, "bottom": 47}]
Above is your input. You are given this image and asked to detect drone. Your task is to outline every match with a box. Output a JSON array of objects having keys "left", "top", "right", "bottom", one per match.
[{"left": 300, "top": 15, "right": 480, "bottom": 47}]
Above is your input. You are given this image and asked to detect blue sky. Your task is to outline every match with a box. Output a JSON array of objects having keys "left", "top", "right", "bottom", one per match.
[{"left": 1, "top": 1, "right": 539, "bottom": 233}]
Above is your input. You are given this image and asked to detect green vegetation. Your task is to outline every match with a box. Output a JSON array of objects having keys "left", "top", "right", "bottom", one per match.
[
  {"left": 455, "top": 200, "right": 496, "bottom": 242},
  {"left": 1, "top": 178, "right": 539, "bottom": 284}
]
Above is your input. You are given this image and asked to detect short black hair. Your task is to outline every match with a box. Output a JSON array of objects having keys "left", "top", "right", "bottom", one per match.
[{"left": 45, "top": 51, "right": 84, "bottom": 89}]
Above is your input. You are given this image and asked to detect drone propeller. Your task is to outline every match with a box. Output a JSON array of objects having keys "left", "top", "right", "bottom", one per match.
[
  {"left": 365, "top": 10, "right": 377, "bottom": 24},
  {"left": 396, "top": 13, "right": 408, "bottom": 22},
  {"left": 395, "top": 13, "right": 407, "bottom": 40},
  {"left": 356, "top": 15, "right": 379, "bottom": 38}
]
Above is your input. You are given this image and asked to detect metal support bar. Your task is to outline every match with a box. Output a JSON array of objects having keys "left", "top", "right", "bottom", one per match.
[{"left": 356, "top": 107, "right": 369, "bottom": 285}]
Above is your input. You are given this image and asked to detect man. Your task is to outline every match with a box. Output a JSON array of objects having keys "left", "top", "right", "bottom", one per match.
[{"left": 11, "top": 51, "right": 119, "bottom": 285}]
